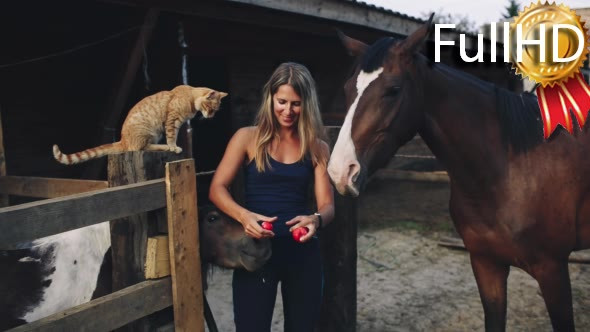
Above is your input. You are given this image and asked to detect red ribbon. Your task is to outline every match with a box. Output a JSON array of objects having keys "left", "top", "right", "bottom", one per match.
[{"left": 536, "top": 73, "right": 590, "bottom": 139}]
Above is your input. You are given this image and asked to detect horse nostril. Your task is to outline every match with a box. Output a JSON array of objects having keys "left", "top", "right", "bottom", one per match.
[{"left": 348, "top": 163, "right": 360, "bottom": 183}]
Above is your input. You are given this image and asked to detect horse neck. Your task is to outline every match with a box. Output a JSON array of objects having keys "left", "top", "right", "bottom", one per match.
[{"left": 416, "top": 62, "right": 507, "bottom": 192}]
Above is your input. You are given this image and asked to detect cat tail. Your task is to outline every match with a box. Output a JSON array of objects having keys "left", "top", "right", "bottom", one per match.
[{"left": 52, "top": 142, "right": 123, "bottom": 165}]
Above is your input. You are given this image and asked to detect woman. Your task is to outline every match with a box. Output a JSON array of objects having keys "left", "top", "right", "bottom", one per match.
[{"left": 209, "top": 62, "right": 334, "bottom": 331}]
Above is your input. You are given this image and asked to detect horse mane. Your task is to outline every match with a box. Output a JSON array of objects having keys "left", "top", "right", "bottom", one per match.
[
  {"left": 431, "top": 62, "right": 544, "bottom": 153},
  {"left": 201, "top": 261, "right": 212, "bottom": 291},
  {"left": 361, "top": 37, "right": 398, "bottom": 72},
  {"left": 495, "top": 87, "right": 544, "bottom": 153}
]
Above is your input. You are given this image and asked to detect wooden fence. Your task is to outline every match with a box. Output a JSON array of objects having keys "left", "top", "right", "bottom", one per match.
[
  {"left": 0, "top": 155, "right": 204, "bottom": 332},
  {"left": 2, "top": 127, "right": 438, "bottom": 332}
]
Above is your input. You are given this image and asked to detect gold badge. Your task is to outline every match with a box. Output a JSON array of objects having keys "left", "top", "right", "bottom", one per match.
[
  {"left": 510, "top": 2, "right": 588, "bottom": 87},
  {"left": 509, "top": 2, "right": 590, "bottom": 138}
]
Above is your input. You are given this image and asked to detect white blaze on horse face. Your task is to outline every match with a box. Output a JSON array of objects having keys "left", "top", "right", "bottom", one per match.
[{"left": 328, "top": 67, "right": 383, "bottom": 196}]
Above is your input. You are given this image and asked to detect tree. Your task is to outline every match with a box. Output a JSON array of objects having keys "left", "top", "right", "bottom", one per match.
[{"left": 503, "top": 0, "right": 520, "bottom": 19}]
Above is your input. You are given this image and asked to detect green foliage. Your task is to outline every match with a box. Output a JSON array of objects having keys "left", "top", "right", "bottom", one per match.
[{"left": 503, "top": 0, "right": 521, "bottom": 19}]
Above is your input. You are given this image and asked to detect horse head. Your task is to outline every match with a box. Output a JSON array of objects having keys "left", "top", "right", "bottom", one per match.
[
  {"left": 199, "top": 206, "right": 271, "bottom": 272},
  {"left": 328, "top": 16, "right": 434, "bottom": 196}
]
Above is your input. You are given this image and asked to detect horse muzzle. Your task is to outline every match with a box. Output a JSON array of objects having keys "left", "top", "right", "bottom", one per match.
[{"left": 328, "top": 160, "right": 363, "bottom": 197}]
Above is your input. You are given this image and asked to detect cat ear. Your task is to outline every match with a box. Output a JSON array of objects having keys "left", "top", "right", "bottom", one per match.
[{"left": 207, "top": 90, "right": 228, "bottom": 100}]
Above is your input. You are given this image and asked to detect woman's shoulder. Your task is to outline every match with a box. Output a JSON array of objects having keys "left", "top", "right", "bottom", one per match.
[
  {"left": 232, "top": 127, "right": 257, "bottom": 146},
  {"left": 233, "top": 126, "right": 257, "bottom": 160},
  {"left": 234, "top": 126, "right": 257, "bottom": 138}
]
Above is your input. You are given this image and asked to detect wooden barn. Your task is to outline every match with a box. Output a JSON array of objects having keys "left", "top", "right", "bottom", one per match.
[
  {"left": 0, "top": 0, "right": 525, "bottom": 330},
  {"left": 1, "top": 0, "right": 521, "bottom": 189}
]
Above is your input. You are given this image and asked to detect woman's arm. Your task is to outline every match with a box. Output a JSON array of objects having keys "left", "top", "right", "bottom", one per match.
[
  {"left": 311, "top": 140, "right": 335, "bottom": 227},
  {"left": 286, "top": 140, "right": 335, "bottom": 241},
  {"left": 209, "top": 127, "right": 276, "bottom": 239}
]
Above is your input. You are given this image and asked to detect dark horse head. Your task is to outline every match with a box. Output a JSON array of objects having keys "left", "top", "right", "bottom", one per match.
[
  {"left": 328, "top": 17, "right": 436, "bottom": 196},
  {"left": 199, "top": 206, "right": 271, "bottom": 272}
]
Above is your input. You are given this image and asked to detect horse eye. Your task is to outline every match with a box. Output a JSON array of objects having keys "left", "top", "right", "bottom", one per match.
[
  {"left": 384, "top": 86, "right": 401, "bottom": 97},
  {"left": 207, "top": 215, "right": 218, "bottom": 223}
]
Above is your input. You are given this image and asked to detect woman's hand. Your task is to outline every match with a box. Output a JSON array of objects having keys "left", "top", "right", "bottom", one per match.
[
  {"left": 240, "top": 212, "right": 277, "bottom": 239},
  {"left": 286, "top": 214, "right": 320, "bottom": 242}
]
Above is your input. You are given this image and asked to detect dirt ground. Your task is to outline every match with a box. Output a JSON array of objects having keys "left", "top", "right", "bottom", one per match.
[{"left": 205, "top": 176, "right": 590, "bottom": 331}]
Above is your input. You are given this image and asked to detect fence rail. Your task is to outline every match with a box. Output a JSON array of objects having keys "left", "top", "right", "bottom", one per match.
[
  {"left": 0, "top": 176, "right": 108, "bottom": 198},
  {"left": 0, "top": 178, "right": 165, "bottom": 247},
  {"left": 9, "top": 278, "right": 172, "bottom": 332}
]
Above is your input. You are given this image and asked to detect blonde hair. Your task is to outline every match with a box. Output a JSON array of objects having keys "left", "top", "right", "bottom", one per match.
[{"left": 253, "top": 62, "right": 326, "bottom": 172}]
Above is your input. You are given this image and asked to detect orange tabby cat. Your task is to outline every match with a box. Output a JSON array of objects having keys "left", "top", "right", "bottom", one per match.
[{"left": 53, "top": 85, "right": 228, "bottom": 165}]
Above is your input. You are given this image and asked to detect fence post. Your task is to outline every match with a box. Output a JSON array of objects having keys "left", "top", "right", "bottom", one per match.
[
  {"left": 108, "top": 151, "right": 182, "bottom": 330},
  {"left": 165, "top": 159, "right": 204, "bottom": 332},
  {"left": 318, "top": 126, "right": 358, "bottom": 332}
]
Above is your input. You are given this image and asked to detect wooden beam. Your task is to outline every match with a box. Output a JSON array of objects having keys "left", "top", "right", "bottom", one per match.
[
  {"left": 373, "top": 170, "right": 450, "bottom": 183},
  {"left": 318, "top": 127, "right": 357, "bottom": 332},
  {"left": 145, "top": 235, "right": 171, "bottom": 279},
  {"left": 227, "top": 0, "right": 421, "bottom": 34},
  {"left": 0, "top": 176, "right": 108, "bottom": 198},
  {"left": 107, "top": 151, "right": 181, "bottom": 330},
  {"left": 570, "top": 251, "right": 590, "bottom": 264},
  {"left": 0, "top": 178, "right": 165, "bottom": 248},
  {"left": 83, "top": 8, "right": 160, "bottom": 179},
  {"left": 165, "top": 159, "right": 204, "bottom": 332},
  {"left": 103, "top": 8, "right": 159, "bottom": 137},
  {"left": 224, "top": 0, "right": 493, "bottom": 51},
  {"left": 8, "top": 278, "right": 172, "bottom": 332},
  {"left": 0, "top": 110, "right": 7, "bottom": 207},
  {"left": 102, "top": 0, "right": 347, "bottom": 39}
]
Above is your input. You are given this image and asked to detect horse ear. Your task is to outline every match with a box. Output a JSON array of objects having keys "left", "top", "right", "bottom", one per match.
[
  {"left": 400, "top": 13, "right": 434, "bottom": 55},
  {"left": 336, "top": 29, "right": 368, "bottom": 56}
]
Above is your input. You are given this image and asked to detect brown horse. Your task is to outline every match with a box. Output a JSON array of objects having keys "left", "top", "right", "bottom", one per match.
[{"left": 327, "top": 18, "right": 590, "bottom": 331}]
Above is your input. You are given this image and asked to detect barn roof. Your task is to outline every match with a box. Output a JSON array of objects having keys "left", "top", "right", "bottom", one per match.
[
  {"left": 340, "top": 0, "right": 425, "bottom": 23},
  {"left": 219, "top": 0, "right": 484, "bottom": 50},
  {"left": 221, "top": 0, "right": 428, "bottom": 37},
  {"left": 104, "top": 0, "right": 482, "bottom": 49}
]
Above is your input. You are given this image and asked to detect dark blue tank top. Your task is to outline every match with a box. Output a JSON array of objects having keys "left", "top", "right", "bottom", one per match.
[{"left": 245, "top": 156, "right": 313, "bottom": 237}]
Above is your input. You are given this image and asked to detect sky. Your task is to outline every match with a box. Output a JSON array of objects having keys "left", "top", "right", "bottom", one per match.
[{"left": 361, "top": 0, "right": 590, "bottom": 28}]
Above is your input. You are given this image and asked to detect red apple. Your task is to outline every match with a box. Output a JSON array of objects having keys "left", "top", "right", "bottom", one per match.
[
  {"left": 261, "top": 221, "right": 273, "bottom": 231},
  {"left": 292, "top": 226, "right": 309, "bottom": 242}
]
